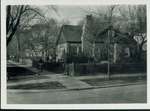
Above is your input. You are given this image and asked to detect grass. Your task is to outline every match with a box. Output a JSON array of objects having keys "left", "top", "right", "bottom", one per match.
[
  {"left": 7, "top": 81, "right": 66, "bottom": 90},
  {"left": 8, "top": 75, "right": 50, "bottom": 83},
  {"left": 7, "top": 66, "right": 36, "bottom": 77},
  {"left": 81, "top": 76, "right": 146, "bottom": 86}
]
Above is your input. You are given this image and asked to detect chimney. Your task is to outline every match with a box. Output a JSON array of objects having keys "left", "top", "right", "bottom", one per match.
[
  {"left": 85, "top": 14, "right": 93, "bottom": 27},
  {"left": 81, "top": 14, "right": 94, "bottom": 54}
]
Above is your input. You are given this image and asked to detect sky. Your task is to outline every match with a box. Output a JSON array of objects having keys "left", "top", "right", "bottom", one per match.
[
  {"left": 36, "top": 5, "right": 142, "bottom": 25},
  {"left": 38, "top": 5, "right": 109, "bottom": 25}
]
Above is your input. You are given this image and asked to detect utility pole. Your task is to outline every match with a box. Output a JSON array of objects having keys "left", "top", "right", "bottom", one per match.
[{"left": 107, "top": 28, "right": 111, "bottom": 79}]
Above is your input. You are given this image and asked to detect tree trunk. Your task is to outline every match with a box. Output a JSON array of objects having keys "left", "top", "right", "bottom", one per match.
[
  {"left": 7, "top": 6, "right": 24, "bottom": 46},
  {"left": 16, "top": 35, "right": 21, "bottom": 62}
]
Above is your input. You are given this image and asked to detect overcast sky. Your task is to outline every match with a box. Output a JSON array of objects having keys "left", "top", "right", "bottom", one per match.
[
  {"left": 36, "top": 5, "right": 141, "bottom": 25},
  {"left": 38, "top": 5, "right": 109, "bottom": 25}
]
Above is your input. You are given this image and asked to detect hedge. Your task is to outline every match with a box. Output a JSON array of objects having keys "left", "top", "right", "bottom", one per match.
[{"left": 67, "top": 63, "right": 146, "bottom": 76}]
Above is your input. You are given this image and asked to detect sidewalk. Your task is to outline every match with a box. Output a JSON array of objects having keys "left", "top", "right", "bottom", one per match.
[
  {"left": 7, "top": 60, "right": 147, "bottom": 91},
  {"left": 8, "top": 72, "right": 146, "bottom": 91},
  {"left": 74, "top": 73, "right": 146, "bottom": 80}
]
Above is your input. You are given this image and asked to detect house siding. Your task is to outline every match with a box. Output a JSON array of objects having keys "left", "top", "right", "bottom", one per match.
[
  {"left": 56, "top": 43, "right": 68, "bottom": 61},
  {"left": 67, "top": 43, "right": 82, "bottom": 56}
]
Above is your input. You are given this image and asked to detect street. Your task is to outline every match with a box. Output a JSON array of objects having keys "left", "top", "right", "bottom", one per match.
[{"left": 7, "top": 84, "right": 146, "bottom": 104}]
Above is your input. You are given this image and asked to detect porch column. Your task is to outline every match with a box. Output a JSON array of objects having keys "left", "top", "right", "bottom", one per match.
[
  {"left": 92, "top": 42, "right": 95, "bottom": 58},
  {"left": 77, "top": 46, "right": 79, "bottom": 55},
  {"left": 113, "top": 43, "right": 118, "bottom": 63}
]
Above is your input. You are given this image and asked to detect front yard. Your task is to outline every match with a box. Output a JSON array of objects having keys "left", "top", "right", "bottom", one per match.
[{"left": 7, "top": 81, "right": 66, "bottom": 90}]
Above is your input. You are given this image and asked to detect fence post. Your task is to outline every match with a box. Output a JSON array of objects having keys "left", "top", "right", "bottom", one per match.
[
  {"left": 70, "top": 62, "right": 75, "bottom": 76},
  {"left": 65, "top": 63, "right": 69, "bottom": 75}
]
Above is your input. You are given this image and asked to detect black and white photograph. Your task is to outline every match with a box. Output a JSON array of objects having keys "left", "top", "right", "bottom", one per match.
[{"left": 1, "top": 0, "right": 150, "bottom": 110}]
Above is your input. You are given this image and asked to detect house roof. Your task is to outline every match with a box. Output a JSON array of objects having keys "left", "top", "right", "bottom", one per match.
[
  {"left": 96, "top": 26, "right": 137, "bottom": 44},
  {"left": 113, "top": 31, "right": 137, "bottom": 44},
  {"left": 57, "top": 25, "right": 82, "bottom": 44},
  {"left": 57, "top": 24, "right": 137, "bottom": 45}
]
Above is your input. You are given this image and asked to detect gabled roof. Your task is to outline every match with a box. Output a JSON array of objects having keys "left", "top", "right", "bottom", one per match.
[
  {"left": 113, "top": 31, "right": 137, "bottom": 44},
  {"left": 96, "top": 26, "right": 137, "bottom": 44},
  {"left": 56, "top": 25, "right": 82, "bottom": 44},
  {"left": 56, "top": 24, "right": 137, "bottom": 45}
]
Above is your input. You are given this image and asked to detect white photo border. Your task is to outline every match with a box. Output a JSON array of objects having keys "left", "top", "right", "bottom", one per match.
[{"left": 1, "top": 0, "right": 150, "bottom": 109}]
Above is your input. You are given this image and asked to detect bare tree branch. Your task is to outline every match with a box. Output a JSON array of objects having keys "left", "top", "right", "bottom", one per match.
[{"left": 6, "top": 5, "right": 45, "bottom": 46}]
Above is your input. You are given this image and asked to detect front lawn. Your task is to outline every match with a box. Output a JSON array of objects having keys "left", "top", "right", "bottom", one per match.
[
  {"left": 8, "top": 75, "right": 50, "bottom": 82},
  {"left": 7, "top": 81, "right": 66, "bottom": 89}
]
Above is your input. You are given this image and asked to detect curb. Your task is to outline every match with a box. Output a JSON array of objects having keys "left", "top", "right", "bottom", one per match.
[
  {"left": 7, "top": 81, "right": 146, "bottom": 93},
  {"left": 77, "top": 73, "right": 146, "bottom": 80},
  {"left": 67, "top": 81, "right": 146, "bottom": 91}
]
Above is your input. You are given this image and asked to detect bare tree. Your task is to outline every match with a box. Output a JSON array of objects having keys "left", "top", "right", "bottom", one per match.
[
  {"left": 6, "top": 5, "right": 43, "bottom": 46},
  {"left": 106, "top": 5, "right": 116, "bottom": 24},
  {"left": 28, "top": 18, "right": 59, "bottom": 61},
  {"left": 119, "top": 5, "right": 146, "bottom": 61}
]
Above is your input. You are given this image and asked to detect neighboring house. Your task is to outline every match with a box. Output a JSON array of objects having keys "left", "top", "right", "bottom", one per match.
[
  {"left": 94, "top": 26, "right": 137, "bottom": 63},
  {"left": 56, "top": 15, "right": 137, "bottom": 63}
]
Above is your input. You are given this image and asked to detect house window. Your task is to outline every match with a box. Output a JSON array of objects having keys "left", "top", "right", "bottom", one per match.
[
  {"left": 69, "top": 45, "right": 80, "bottom": 56},
  {"left": 71, "top": 46, "right": 77, "bottom": 55},
  {"left": 124, "top": 47, "right": 130, "bottom": 57}
]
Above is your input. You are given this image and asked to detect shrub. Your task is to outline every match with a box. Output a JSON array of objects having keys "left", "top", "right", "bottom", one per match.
[
  {"left": 65, "top": 52, "right": 94, "bottom": 63},
  {"left": 69, "top": 63, "right": 146, "bottom": 76}
]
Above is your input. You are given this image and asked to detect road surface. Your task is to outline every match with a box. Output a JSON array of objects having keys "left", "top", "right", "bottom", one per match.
[{"left": 7, "top": 84, "right": 147, "bottom": 104}]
